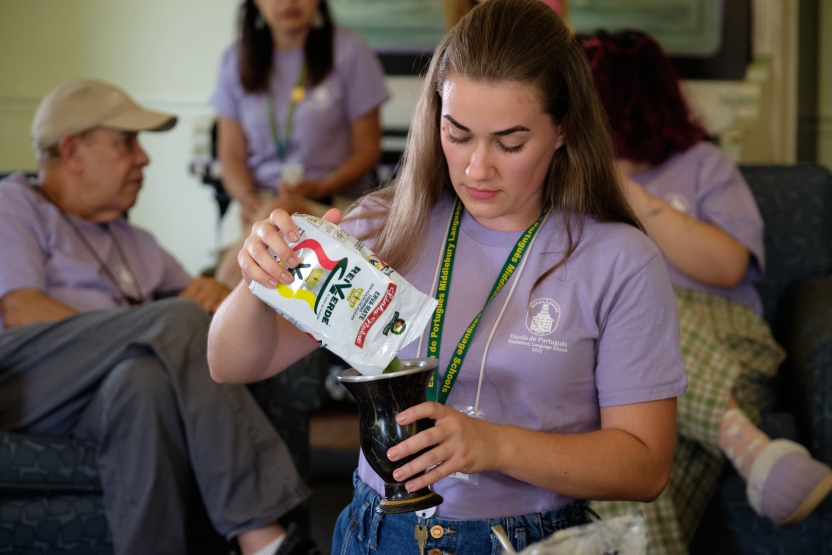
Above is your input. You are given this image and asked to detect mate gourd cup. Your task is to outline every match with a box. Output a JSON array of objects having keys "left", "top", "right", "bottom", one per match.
[{"left": 337, "top": 358, "right": 444, "bottom": 514}]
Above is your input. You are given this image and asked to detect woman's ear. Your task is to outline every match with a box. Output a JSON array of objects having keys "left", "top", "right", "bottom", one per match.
[{"left": 554, "top": 127, "right": 566, "bottom": 151}]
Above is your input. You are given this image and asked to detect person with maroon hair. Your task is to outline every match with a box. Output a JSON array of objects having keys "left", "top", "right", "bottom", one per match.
[{"left": 581, "top": 29, "right": 832, "bottom": 554}]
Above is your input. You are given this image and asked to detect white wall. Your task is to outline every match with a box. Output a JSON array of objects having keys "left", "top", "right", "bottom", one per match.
[{"left": 0, "top": 0, "right": 239, "bottom": 274}]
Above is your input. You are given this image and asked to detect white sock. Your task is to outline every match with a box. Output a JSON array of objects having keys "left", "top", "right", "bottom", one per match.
[{"left": 251, "top": 533, "right": 286, "bottom": 555}]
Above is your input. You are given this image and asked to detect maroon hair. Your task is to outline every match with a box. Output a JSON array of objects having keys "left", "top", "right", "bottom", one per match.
[{"left": 578, "top": 30, "right": 706, "bottom": 166}]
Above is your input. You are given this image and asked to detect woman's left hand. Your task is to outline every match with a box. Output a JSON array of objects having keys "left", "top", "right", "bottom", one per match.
[
  {"left": 386, "top": 402, "right": 503, "bottom": 492},
  {"left": 278, "top": 177, "right": 328, "bottom": 200}
]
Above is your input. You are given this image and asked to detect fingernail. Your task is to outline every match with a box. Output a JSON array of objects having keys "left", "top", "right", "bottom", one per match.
[
  {"left": 287, "top": 256, "right": 299, "bottom": 267},
  {"left": 282, "top": 272, "right": 294, "bottom": 284},
  {"left": 393, "top": 470, "right": 403, "bottom": 480},
  {"left": 268, "top": 279, "right": 277, "bottom": 287},
  {"left": 396, "top": 415, "right": 405, "bottom": 423},
  {"left": 289, "top": 231, "right": 300, "bottom": 242}
]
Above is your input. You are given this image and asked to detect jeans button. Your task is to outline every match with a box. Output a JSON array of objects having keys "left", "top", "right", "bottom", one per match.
[
  {"left": 429, "top": 549, "right": 443, "bottom": 555},
  {"left": 430, "top": 525, "right": 444, "bottom": 539}
]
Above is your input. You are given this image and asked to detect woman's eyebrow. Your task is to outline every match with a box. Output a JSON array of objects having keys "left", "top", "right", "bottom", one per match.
[{"left": 443, "top": 115, "right": 530, "bottom": 136}]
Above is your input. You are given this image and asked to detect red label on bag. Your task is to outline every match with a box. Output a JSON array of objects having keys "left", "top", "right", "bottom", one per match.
[{"left": 355, "top": 283, "right": 397, "bottom": 347}]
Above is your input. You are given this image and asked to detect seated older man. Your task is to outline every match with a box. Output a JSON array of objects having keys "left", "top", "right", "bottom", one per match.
[{"left": 0, "top": 79, "right": 318, "bottom": 555}]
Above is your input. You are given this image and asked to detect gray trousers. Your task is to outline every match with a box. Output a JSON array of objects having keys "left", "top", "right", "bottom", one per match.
[{"left": 0, "top": 298, "right": 310, "bottom": 555}]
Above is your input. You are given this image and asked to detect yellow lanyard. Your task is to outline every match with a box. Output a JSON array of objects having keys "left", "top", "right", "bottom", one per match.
[{"left": 267, "top": 61, "right": 308, "bottom": 162}]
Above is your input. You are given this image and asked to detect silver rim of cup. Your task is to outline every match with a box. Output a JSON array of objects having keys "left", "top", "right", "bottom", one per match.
[{"left": 336, "top": 358, "right": 439, "bottom": 383}]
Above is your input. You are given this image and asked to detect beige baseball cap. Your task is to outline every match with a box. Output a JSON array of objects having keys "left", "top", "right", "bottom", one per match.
[{"left": 31, "top": 79, "right": 177, "bottom": 150}]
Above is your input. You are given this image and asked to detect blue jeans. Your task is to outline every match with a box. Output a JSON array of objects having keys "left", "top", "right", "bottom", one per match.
[{"left": 331, "top": 471, "right": 592, "bottom": 555}]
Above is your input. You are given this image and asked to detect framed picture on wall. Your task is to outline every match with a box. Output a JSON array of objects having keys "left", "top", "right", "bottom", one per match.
[
  {"left": 330, "top": 0, "right": 446, "bottom": 53},
  {"left": 330, "top": 0, "right": 750, "bottom": 79}
]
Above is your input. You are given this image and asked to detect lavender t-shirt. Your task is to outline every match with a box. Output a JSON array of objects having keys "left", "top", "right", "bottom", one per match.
[
  {"left": 631, "top": 141, "right": 765, "bottom": 315},
  {"left": 210, "top": 28, "right": 390, "bottom": 197},
  {"left": 340, "top": 195, "right": 687, "bottom": 519},
  {"left": 0, "top": 173, "right": 192, "bottom": 331}
]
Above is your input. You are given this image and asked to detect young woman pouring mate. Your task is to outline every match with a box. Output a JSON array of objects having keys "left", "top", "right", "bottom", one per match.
[{"left": 208, "top": 1, "right": 687, "bottom": 552}]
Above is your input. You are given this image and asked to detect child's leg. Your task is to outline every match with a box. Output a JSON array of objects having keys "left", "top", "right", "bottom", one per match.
[{"left": 718, "top": 394, "right": 832, "bottom": 526}]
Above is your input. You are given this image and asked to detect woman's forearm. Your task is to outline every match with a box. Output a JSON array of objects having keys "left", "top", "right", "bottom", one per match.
[
  {"left": 391, "top": 398, "right": 677, "bottom": 502},
  {"left": 632, "top": 189, "right": 749, "bottom": 287},
  {"left": 208, "top": 280, "right": 319, "bottom": 383},
  {"left": 488, "top": 399, "right": 677, "bottom": 502},
  {"left": 217, "top": 116, "right": 258, "bottom": 202},
  {"left": 318, "top": 152, "right": 379, "bottom": 197},
  {"left": 491, "top": 425, "right": 672, "bottom": 502},
  {"left": 319, "top": 108, "right": 382, "bottom": 197},
  {"left": 208, "top": 281, "right": 280, "bottom": 383},
  {"left": 221, "top": 155, "right": 258, "bottom": 202}
]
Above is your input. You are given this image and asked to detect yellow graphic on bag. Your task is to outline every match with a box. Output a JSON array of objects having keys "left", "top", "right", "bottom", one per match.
[{"left": 347, "top": 288, "right": 364, "bottom": 308}]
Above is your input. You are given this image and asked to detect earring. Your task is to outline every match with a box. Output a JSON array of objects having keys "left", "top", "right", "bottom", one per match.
[{"left": 311, "top": 9, "right": 325, "bottom": 29}]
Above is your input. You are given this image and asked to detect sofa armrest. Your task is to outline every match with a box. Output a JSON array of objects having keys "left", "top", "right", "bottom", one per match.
[{"left": 773, "top": 274, "right": 832, "bottom": 464}]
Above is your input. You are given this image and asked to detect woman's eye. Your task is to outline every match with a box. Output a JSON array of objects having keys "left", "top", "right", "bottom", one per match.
[
  {"left": 446, "top": 133, "right": 470, "bottom": 145},
  {"left": 497, "top": 142, "right": 525, "bottom": 154}
]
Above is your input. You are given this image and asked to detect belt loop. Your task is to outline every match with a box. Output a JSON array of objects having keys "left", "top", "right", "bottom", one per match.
[
  {"left": 368, "top": 499, "right": 384, "bottom": 549},
  {"left": 535, "top": 512, "right": 544, "bottom": 537},
  {"left": 353, "top": 483, "right": 372, "bottom": 540}
]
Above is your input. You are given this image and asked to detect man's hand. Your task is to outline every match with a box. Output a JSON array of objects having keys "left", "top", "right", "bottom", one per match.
[
  {"left": 178, "top": 277, "right": 231, "bottom": 314},
  {"left": 0, "top": 288, "right": 77, "bottom": 329}
]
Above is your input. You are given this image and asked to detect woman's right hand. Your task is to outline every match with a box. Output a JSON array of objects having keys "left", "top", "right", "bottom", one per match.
[{"left": 238, "top": 208, "right": 342, "bottom": 287}]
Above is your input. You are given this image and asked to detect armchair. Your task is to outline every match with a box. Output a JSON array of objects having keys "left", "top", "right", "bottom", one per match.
[{"left": 690, "top": 164, "right": 832, "bottom": 554}]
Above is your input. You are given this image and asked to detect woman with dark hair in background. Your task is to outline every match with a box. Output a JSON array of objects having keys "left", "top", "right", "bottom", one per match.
[
  {"left": 211, "top": 0, "right": 389, "bottom": 287},
  {"left": 209, "top": 1, "right": 688, "bottom": 553},
  {"left": 581, "top": 30, "right": 832, "bottom": 555}
]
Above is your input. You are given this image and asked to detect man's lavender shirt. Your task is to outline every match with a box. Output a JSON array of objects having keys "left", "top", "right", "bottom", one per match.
[
  {"left": 210, "top": 28, "right": 390, "bottom": 198},
  {"left": 631, "top": 141, "right": 765, "bottom": 315},
  {"left": 0, "top": 173, "right": 192, "bottom": 331},
  {"left": 340, "top": 196, "right": 687, "bottom": 519}
]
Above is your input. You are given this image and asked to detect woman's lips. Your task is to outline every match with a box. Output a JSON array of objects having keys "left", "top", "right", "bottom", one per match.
[{"left": 464, "top": 186, "right": 499, "bottom": 200}]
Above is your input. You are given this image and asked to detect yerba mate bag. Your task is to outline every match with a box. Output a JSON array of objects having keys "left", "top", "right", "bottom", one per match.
[{"left": 250, "top": 214, "right": 437, "bottom": 375}]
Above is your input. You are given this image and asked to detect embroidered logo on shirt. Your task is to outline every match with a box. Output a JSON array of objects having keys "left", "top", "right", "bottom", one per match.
[{"left": 525, "top": 298, "right": 561, "bottom": 336}]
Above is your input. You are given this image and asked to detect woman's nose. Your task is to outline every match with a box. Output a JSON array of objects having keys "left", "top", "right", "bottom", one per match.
[{"left": 465, "top": 144, "right": 495, "bottom": 182}]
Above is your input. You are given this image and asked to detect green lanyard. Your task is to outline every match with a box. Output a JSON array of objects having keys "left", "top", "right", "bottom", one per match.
[
  {"left": 267, "top": 61, "right": 308, "bottom": 162},
  {"left": 426, "top": 199, "right": 547, "bottom": 405}
]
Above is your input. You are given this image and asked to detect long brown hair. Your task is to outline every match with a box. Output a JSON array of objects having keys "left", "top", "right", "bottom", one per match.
[
  {"left": 238, "top": 0, "right": 335, "bottom": 92},
  {"left": 351, "top": 0, "right": 638, "bottom": 277}
]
